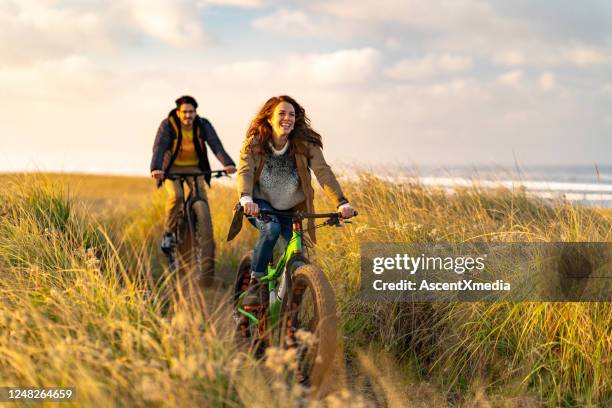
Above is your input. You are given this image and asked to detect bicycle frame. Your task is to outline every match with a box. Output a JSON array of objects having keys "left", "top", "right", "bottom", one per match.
[
  {"left": 237, "top": 217, "right": 305, "bottom": 328},
  {"left": 168, "top": 176, "right": 205, "bottom": 254},
  {"left": 182, "top": 178, "right": 204, "bottom": 241}
]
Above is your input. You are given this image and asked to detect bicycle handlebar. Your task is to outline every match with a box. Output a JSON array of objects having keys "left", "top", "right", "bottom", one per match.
[
  {"left": 164, "top": 170, "right": 228, "bottom": 180},
  {"left": 243, "top": 207, "right": 358, "bottom": 220}
]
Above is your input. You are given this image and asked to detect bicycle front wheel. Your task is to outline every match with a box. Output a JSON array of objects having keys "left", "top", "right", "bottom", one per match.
[
  {"left": 191, "top": 200, "right": 215, "bottom": 285},
  {"left": 280, "top": 264, "right": 337, "bottom": 389}
]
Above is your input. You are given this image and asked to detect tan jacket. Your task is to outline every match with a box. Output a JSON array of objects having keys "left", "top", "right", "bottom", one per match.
[{"left": 236, "top": 137, "right": 347, "bottom": 243}]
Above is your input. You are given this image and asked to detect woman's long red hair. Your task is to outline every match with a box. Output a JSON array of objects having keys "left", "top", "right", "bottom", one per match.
[{"left": 245, "top": 95, "right": 322, "bottom": 155}]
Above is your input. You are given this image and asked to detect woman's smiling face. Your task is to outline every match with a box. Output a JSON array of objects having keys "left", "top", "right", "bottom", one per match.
[{"left": 268, "top": 101, "right": 295, "bottom": 138}]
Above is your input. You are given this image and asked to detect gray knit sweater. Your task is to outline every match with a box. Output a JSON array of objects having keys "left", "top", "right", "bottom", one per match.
[{"left": 252, "top": 142, "right": 305, "bottom": 210}]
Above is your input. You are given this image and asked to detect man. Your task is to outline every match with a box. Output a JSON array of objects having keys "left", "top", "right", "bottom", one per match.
[{"left": 150, "top": 95, "right": 236, "bottom": 280}]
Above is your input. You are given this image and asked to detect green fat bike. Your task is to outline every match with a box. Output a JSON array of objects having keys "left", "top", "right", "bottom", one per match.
[{"left": 233, "top": 209, "right": 356, "bottom": 388}]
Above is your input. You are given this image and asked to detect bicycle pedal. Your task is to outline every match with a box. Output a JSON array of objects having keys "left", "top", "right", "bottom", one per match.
[
  {"left": 296, "top": 371, "right": 310, "bottom": 386},
  {"left": 243, "top": 305, "right": 266, "bottom": 311},
  {"left": 232, "top": 312, "right": 242, "bottom": 324}
]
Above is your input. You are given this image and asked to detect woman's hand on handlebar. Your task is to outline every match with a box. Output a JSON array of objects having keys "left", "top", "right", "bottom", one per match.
[{"left": 243, "top": 202, "right": 259, "bottom": 216}]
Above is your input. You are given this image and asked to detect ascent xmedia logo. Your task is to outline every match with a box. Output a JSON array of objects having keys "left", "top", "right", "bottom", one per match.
[{"left": 360, "top": 242, "right": 612, "bottom": 302}]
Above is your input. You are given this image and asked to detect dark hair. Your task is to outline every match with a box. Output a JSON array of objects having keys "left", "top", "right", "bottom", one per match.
[
  {"left": 175, "top": 95, "right": 198, "bottom": 109},
  {"left": 246, "top": 95, "right": 322, "bottom": 155}
]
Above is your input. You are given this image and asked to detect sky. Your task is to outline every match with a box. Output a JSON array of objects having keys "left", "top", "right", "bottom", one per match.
[{"left": 0, "top": 0, "right": 611, "bottom": 175}]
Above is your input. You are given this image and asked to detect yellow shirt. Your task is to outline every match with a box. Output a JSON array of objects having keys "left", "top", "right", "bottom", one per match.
[{"left": 173, "top": 128, "right": 199, "bottom": 166}]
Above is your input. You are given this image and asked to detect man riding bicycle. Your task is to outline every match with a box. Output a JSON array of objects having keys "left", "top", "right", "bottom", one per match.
[{"left": 150, "top": 95, "right": 236, "bottom": 279}]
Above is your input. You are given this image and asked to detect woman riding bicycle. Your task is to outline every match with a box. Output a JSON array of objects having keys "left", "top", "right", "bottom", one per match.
[{"left": 236, "top": 95, "right": 356, "bottom": 306}]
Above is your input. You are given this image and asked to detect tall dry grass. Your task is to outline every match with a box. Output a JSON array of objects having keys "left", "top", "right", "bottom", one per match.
[
  {"left": 312, "top": 173, "right": 611, "bottom": 407},
  {"left": 0, "top": 174, "right": 384, "bottom": 407},
  {"left": 0, "top": 172, "right": 609, "bottom": 407}
]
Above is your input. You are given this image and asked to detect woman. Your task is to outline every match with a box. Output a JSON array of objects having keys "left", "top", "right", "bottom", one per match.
[{"left": 236, "top": 95, "right": 355, "bottom": 306}]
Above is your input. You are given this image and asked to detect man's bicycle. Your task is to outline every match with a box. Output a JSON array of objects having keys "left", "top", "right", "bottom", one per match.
[
  {"left": 233, "top": 208, "right": 356, "bottom": 388},
  {"left": 163, "top": 170, "right": 227, "bottom": 282}
]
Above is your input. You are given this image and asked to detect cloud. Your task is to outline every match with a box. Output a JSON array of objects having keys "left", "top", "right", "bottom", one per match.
[
  {"left": 310, "top": 0, "right": 499, "bottom": 30},
  {"left": 251, "top": 8, "right": 356, "bottom": 40},
  {"left": 252, "top": 9, "right": 313, "bottom": 33},
  {"left": 0, "top": 46, "right": 382, "bottom": 174},
  {"left": 538, "top": 72, "right": 556, "bottom": 91},
  {"left": 385, "top": 54, "right": 473, "bottom": 81},
  {"left": 491, "top": 44, "right": 612, "bottom": 69},
  {"left": 0, "top": 0, "right": 266, "bottom": 67},
  {"left": 300, "top": 73, "right": 608, "bottom": 167},
  {"left": 1, "top": 54, "right": 108, "bottom": 90},
  {"left": 213, "top": 48, "right": 380, "bottom": 86},
  {"left": 289, "top": 48, "right": 379, "bottom": 85},
  {"left": 493, "top": 50, "right": 527, "bottom": 67},
  {"left": 1, "top": 50, "right": 609, "bottom": 173},
  {"left": 253, "top": 0, "right": 514, "bottom": 46},
  {"left": 212, "top": 60, "right": 271, "bottom": 83},
  {"left": 489, "top": 1, "right": 612, "bottom": 45},
  {"left": 563, "top": 46, "right": 612, "bottom": 66},
  {"left": 427, "top": 79, "right": 472, "bottom": 96},
  {"left": 497, "top": 69, "right": 523, "bottom": 87},
  {"left": 0, "top": 0, "right": 113, "bottom": 66},
  {"left": 384, "top": 37, "right": 402, "bottom": 50},
  {"left": 200, "top": 0, "right": 264, "bottom": 6},
  {"left": 124, "top": 0, "right": 209, "bottom": 47},
  {"left": 294, "top": 0, "right": 612, "bottom": 72}
]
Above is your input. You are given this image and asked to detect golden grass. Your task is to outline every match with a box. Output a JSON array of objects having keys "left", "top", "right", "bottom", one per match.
[
  {"left": 0, "top": 172, "right": 609, "bottom": 407},
  {"left": 314, "top": 174, "right": 611, "bottom": 407}
]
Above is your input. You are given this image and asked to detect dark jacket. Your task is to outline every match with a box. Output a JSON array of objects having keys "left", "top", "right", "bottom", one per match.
[{"left": 150, "top": 109, "right": 235, "bottom": 186}]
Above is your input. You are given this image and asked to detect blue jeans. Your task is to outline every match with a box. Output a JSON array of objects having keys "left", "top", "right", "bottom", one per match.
[{"left": 247, "top": 199, "right": 293, "bottom": 277}]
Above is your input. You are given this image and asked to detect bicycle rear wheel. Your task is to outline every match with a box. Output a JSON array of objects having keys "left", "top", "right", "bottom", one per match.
[{"left": 280, "top": 264, "right": 337, "bottom": 389}]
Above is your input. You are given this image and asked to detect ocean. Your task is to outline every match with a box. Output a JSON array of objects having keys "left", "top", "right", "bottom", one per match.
[{"left": 344, "top": 164, "right": 612, "bottom": 208}]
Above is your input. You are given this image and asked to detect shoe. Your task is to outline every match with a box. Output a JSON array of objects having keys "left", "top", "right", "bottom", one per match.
[
  {"left": 243, "top": 276, "right": 269, "bottom": 307},
  {"left": 160, "top": 232, "right": 175, "bottom": 255}
]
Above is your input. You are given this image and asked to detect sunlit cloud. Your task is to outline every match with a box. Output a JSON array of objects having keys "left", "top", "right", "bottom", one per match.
[
  {"left": 201, "top": 0, "right": 264, "bottom": 6},
  {"left": 309, "top": 0, "right": 499, "bottom": 30},
  {"left": 252, "top": 9, "right": 314, "bottom": 34},
  {"left": 538, "top": 72, "right": 556, "bottom": 91},
  {"left": 0, "top": 0, "right": 267, "bottom": 67},
  {"left": 385, "top": 54, "right": 474, "bottom": 81},
  {"left": 497, "top": 69, "right": 523, "bottom": 87},
  {"left": 251, "top": 8, "right": 357, "bottom": 40},
  {"left": 563, "top": 46, "right": 612, "bottom": 66},
  {"left": 213, "top": 48, "right": 380, "bottom": 85},
  {"left": 493, "top": 50, "right": 527, "bottom": 67},
  {"left": 124, "top": 0, "right": 209, "bottom": 47}
]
